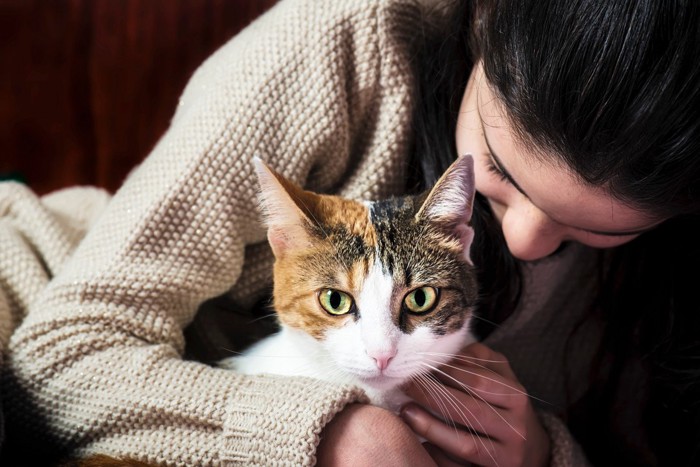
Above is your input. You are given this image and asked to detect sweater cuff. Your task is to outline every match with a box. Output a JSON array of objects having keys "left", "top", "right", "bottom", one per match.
[
  {"left": 222, "top": 374, "right": 367, "bottom": 466},
  {"left": 538, "top": 411, "right": 592, "bottom": 467}
]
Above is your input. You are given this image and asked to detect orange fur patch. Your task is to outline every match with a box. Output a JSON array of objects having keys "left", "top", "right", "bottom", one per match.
[{"left": 272, "top": 194, "right": 377, "bottom": 339}]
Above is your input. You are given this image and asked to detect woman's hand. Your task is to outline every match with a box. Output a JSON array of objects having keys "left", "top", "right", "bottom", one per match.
[
  {"left": 400, "top": 343, "right": 551, "bottom": 467},
  {"left": 317, "top": 403, "right": 437, "bottom": 466}
]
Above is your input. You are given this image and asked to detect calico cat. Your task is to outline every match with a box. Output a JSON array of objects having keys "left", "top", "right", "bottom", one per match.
[
  {"left": 70, "top": 156, "right": 478, "bottom": 466},
  {"left": 221, "top": 155, "right": 479, "bottom": 411}
]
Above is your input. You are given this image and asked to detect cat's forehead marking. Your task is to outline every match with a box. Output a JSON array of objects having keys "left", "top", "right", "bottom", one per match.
[
  {"left": 305, "top": 196, "right": 377, "bottom": 255},
  {"left": 367, "top": 195, "right": 478, "bottom": 336},
  {"left": 355, "top": 260, "right": 400, "bottom": 349},
  {"left": 367, "top": 197, "right": 417, "bottom": 276},
  {"left": 368, "top": 195, "right": 471, "bottom": 280}
]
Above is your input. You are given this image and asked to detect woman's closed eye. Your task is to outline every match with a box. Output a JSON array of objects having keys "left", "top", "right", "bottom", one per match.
[
  {"left": 486, "top": 157, "right": 509, "bottom": 182},
  {"left": 484, "top": 155, "right": 510, "bottom": 184}
]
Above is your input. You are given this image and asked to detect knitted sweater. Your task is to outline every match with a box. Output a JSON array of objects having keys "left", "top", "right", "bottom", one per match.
[{"left": 2, "top": 0, "right": 595, "bottom": 465}]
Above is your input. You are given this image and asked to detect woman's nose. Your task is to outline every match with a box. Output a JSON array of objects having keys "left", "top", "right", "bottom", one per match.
[{"left": 500, "top": 202, "right": 564, "bottom": 261}]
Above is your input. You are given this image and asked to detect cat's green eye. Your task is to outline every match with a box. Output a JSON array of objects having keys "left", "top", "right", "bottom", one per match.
[
  {"left": 319, "top": 289, "right": 354, "bottom": 316},
  {"left": 404, "top": 287, "right": 439, "bottom": 314}
]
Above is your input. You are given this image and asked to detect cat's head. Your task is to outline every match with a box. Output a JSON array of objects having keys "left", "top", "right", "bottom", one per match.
[{"left": 253, "top": 156, "right": 478, "bottom": 392}]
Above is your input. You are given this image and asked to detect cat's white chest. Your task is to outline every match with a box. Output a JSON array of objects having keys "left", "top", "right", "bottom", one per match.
[
  {"left": 220, "top": 328, "right": 355, "bottom": 385},
  {"left": 219, "top": 326, "right": 471, "bottom": 413},
  {"left": 219, "top": 327, "right": 410, "bottom": 411}
]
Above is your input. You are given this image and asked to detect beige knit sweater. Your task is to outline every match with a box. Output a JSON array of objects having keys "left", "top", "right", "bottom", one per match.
[{"left": 2, "top": 0, "right": 596, "bottom": 465}]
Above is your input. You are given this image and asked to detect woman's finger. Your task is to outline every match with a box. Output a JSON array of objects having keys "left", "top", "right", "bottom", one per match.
[
  {"left": 423, "top": 442, "right": 468, "bottom": 467},
  {"left": 405, "top": 377, "right": 525, "bottom": 442},
  {"left": 449, "top": 343, "right": 517, "bottom": 378},
  {"left": 402, "top": 403, "right": 502, "bottom": 466},
  {"left": 432, "top": 362, "right": 528, "bottom": 410}
]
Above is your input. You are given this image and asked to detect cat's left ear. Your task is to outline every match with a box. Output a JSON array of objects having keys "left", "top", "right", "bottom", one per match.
[
  {"left": 416, "top": 154, "right": 476, "bottom": 264},
  {"left": 252, "top": 157, "right": 319, "bottom": 259}
]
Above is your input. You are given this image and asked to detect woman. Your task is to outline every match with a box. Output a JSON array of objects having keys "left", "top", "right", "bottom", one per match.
[
  {"left": 2, "top": 0, "right": 698, "bottom": 465},
  {"left": 388, "top": 1, "right": 700, "bottom": 465}
]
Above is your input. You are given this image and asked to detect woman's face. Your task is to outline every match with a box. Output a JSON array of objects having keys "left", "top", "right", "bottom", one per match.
[{"left": 456, "top": 62, "right": 661, "bottom": 261}]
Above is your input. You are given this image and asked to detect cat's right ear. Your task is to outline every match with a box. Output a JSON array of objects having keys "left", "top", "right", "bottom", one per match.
[
  {"left": 415, "top": 154, "right": 476, "bottom": 264},
  {"left": 252, "top": 157, "right": 316, "bottom": 259}
]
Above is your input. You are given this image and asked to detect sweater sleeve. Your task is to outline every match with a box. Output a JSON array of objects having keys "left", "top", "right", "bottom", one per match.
[
  {"left": 538, "top": 412, "right": 592, "bottom": 466},
  {"left": 5, "top": 0, "right": 418, "bottom": 465}
]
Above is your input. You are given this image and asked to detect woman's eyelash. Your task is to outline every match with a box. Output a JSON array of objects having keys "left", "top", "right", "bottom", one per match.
[{"left": 485, "top": 157, "right": 511, "bottom": 184}]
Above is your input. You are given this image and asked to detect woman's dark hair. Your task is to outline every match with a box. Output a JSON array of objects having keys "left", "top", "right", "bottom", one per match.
[
  {"left": 410, "top": 0, "right": 700, "bottom": 465},
  {"left": 475, "top": 0, "right": 700, "bottom": 219}
]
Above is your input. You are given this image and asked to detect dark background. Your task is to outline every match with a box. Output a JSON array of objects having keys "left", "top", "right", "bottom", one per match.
[{"left": 0, "top": 0, "right": 278, "bottom": 195}]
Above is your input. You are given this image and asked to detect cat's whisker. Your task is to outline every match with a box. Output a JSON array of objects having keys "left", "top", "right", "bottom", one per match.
[
  {"left": 222, "top": 349, "right": 350, "bottom": 379},
  {"left": 413, "top": 374, "right": 459, "bottom": 434},
  {"left": 417, "top": 373, "right": 470, "bottom": 437},
  {"left": 423, "top": 362, "right": 526, "bottom": 442},
  {"left": 419, "top": 352, "right": 552, "bottom": 405},
  {"left": 247, "top": 312, "right": 278, "bottom": 324},
  {"left": 222, "top": 352, "right": 306, "bottom": 359},
  {"left": 417, "top": 351, "right": 508, "bottom": 364},
  {"left": 309, "top": 357, "right": 366, "bottom": 383},
  {"left": 416, "top": 376, "right": 459, "bottom": 442},
  {"left": 422, "top": 357, "right": 539, "bottom": 399},
  {"left": 418, "top": 370, "right": 497, "bottom": 440},
  {"left": 424, "top": 357, "right": 552, "bottom": 407},
  {"left": 269, "top": 358, "right": 350, "bottom": 382},
  {"left": 468, "top": 314, "right": 502, "bottom": 329},
  {"left": 415, "top": 371, "right": 500, "bottom": 466},
  {"left": 419, "top": 352, "right": 513, "bottom": 387}
]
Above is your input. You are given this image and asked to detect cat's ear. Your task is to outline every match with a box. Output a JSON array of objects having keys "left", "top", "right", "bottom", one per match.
[
  {"left": 416, "top": 154, "right": 476, "bottom": 264},
  {"left": 252, "top": 157, "right": 317, "bottom": 259}
]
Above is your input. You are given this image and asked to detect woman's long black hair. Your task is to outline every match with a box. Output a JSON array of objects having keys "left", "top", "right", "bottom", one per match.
[{"left": 409, "top": 1, "right": 700, "bottom": 465}]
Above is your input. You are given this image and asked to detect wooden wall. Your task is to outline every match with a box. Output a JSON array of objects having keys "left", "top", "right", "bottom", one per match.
[{"left": 0, "top": 0, "right": 277, "bottom": 195}]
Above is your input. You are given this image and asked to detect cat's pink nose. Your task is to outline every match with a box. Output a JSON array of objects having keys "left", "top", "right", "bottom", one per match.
[
  {"left": 373, "top": 356, "right": 393, "bottom": 371},
  {"left": 374, "top": 357, "right": 394, "bottom": 371},
  {"left": 369, "top": 351, "right": 396, "bottom": 371}
]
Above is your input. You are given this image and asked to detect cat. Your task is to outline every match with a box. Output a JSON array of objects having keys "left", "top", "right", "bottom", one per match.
[
  {"left": 220, "top": 155, "right": 479, "bottom": 412},
  {"left": 69, "top": 155, "right": 478, "bottom": 467}
]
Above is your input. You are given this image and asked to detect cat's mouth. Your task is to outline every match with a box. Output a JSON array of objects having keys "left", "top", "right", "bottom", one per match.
[{"left": 356, "top": 373, "right": 405, "bottom": 390}]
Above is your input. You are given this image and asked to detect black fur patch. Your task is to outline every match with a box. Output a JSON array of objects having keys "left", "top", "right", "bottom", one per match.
[{"left": 370, "top": 195, "right": 478, "bottom": 336}]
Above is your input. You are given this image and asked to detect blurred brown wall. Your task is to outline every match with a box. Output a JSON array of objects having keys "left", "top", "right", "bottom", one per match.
[{"left": 0, "top": 0, "right": 277, "bottom": 195}]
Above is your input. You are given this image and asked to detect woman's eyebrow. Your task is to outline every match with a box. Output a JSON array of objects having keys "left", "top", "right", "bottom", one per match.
[{"left": 481, "top": 121, "right": 656, "bottom": 237}]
